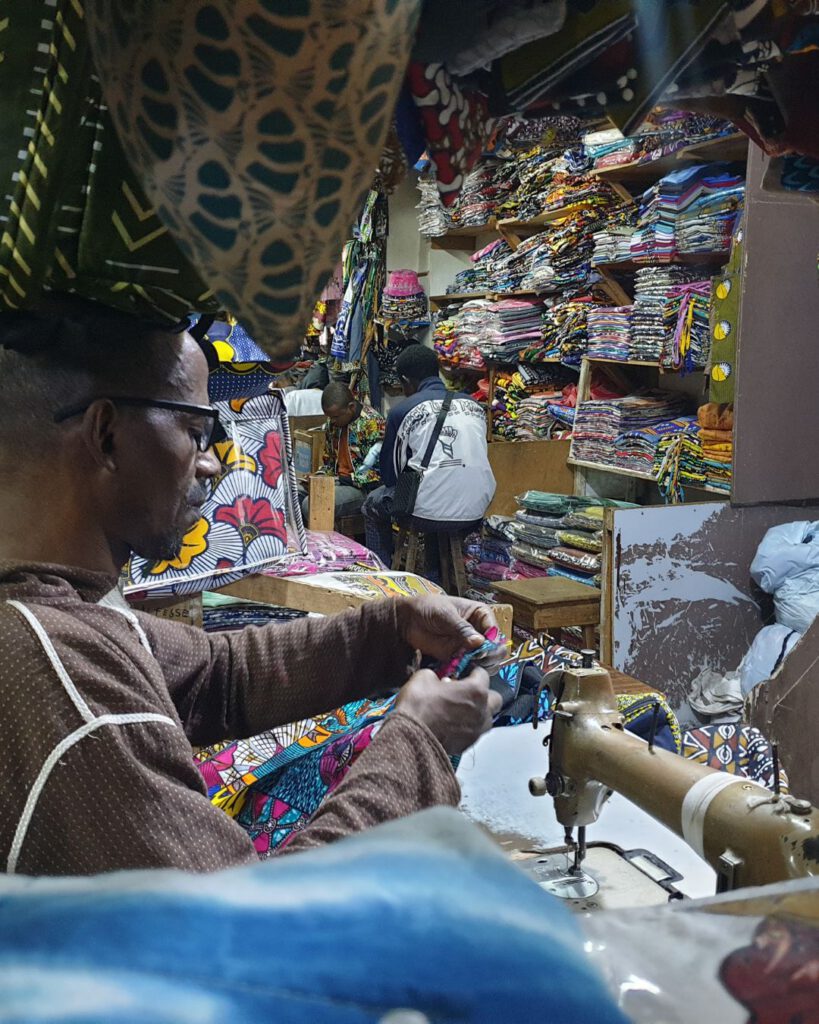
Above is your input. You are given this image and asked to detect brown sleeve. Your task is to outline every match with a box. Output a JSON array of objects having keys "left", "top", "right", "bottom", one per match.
[
  {"left": 277, "top": 711, "right": 460, "bottom": 855},
  {"left": 140, "top": 599, "right": 416, "bottom": 746}
]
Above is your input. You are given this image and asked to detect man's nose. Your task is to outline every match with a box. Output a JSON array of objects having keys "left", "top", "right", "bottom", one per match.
[{"left": 196, "top": 447, "right": 221, "bottom": 478}]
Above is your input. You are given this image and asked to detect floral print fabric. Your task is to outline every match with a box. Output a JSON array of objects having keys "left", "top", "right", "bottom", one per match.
[{"left": 124, "top": 392, "right": 306, "bottom": 598}]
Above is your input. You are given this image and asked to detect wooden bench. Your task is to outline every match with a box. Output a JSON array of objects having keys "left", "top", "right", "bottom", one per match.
[{"left": 492, "top": 576, "right": 601, "bottom": 650}]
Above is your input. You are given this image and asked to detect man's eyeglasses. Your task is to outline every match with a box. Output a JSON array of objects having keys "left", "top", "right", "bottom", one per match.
[{"left": 53, "top": 397, "right": 227, "bottom": 452}]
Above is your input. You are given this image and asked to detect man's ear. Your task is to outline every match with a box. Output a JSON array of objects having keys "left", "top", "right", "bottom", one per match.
[{"left": 81, "top": 399, "right": 119, "bottom": 471}]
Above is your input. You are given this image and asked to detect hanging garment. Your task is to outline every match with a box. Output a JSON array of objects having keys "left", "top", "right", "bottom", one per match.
[{"left": 407, "top": 62, "right": 496, "bottom": 206}]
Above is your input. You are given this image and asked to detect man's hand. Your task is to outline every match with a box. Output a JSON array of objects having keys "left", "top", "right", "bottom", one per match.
[
  {"left": 396, "top": 595, "right": 501, "bottom": 666},
  {"left": 395, "top": 667, "right": 502, "bottom": 755}
]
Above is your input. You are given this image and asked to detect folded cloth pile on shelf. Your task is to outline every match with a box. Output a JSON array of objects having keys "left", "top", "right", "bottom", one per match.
[
  {"left": 653, "top": 407, "right": 733, "bottom": 500},
  {"left": 591, "top": 225, "right": 635, "bottom": 265},
  {"left": 574, "top": 114, "right": 735, "bottom": 173},
  {"left": 463, "top": 521, "right": 522, "bottom": 601},
  {"left": 572, "top": 391, "right": 689, "bottom": 468},
  {"left": 448, "top": 238, "right": 508, "bottom": 294},
  {"left": 534, "top": 296, "right": 600, "bottom": 365},
  {"left": 614, "top": 416, "right": 697, "bottom": 477},
  {"left": 630, "top": 163, "right": 745, "bottom": 263},
  {"left": 697, "top": 401, "right": 733, "bottom": 493},
  {"left": 416, "top": 175, "right": 452, "bottom": 238},
  {"left": 381, "top": 269, "right": 429, "bottom": 323},
  {"left": 630, "top": 265, "right": 700, "bottom": 361},
  {"left": 506, "top": 492, "right": 634, "bottom": 589},
  {"left": 492, "top": 363, "right": 572, "bottom": 439},
  {"left": 586, "top": 305, "right": 633, "bottom": 361},
  {"left": 661, "top": 280, "right": 712, "bottom": 373},
  {"left": 433, "top": 314, "right": 486, "bottom": 372},
  {"left": 454, "top": 158, "right": 517, "bottom": 228},
  {"left": 481, "top": 298, "right": 548, "bottom": 361}
]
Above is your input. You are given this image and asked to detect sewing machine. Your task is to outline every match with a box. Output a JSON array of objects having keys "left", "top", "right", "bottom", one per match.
[{"left": 526, "top": 660, "right": 819, "bottom": 898}]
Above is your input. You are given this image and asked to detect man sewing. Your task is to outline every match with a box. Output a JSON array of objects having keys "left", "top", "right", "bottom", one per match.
[
  {"left": 302, "top": 381, "right": 385, "bottom": 523},
  {"left": 0, "top": 298, "right": 501, "bottom": 876}
]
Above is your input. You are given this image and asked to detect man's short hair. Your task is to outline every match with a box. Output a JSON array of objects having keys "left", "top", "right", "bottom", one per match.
[
  {"left": 321, "top": 381, "right": 354, "bottom": 412},
  {"left": 395, "top": 344, "right": 439, "bottom": 384},
  {"left": 0, "top": 295, "right": 193, "bottom": 453}
]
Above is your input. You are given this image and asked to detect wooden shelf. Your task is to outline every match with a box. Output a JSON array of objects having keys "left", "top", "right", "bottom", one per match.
[
  {"left": 676, "top": 133, "right": 749, "bottom": 164},
  {"left": 430, "top": 288, "right": 549, "bottom": 307},
  {"left": 591, "top": 134, "right": 748, "bottom": 186},
  {"left": 585, "top": 357, "right": 660, "bottom": 366},
  {"left": 428, "top": 221, "right": 496, "bottom": 251},
  {"left": 592, "top": 252, "right": 730, "bottom": 274},
  {"left": 568, "top": 457, "right": 728, "bottom": 495}
]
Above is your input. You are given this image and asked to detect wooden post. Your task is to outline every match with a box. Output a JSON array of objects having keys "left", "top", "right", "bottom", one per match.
[{"left": 307, "top": 474, "right": 335, "bottom": 532}]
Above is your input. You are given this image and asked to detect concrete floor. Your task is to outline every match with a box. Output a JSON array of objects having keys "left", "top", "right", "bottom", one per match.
[{"left": 458, "top": 722, "right": 718, "bottom": 901}]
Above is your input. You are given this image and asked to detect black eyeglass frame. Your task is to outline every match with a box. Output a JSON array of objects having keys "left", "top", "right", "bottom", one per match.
[{"left": 53, "top": 396, "right": 227, "bottom": 451}]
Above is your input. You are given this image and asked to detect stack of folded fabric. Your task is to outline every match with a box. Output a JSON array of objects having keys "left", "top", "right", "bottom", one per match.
[
  {"left": 586, "top": 305, "right": 633, "bottom": 361},
  {"left": 454, "top": 299, "right": 499, "bottom": 355},
  {"left": 631, "top": 163, "right": 745, "bottom": 263},
  {"left": 515, "top": 395, "right": 573, "bottom": 440},
  {"left": 661, "top": 280, "right": 712, "bottom": 373},
  {"left": 697, "top": 402, "right": 733, "bottom": 493},
  {"left": 508, "top": 493, "right": 634, "bottom": 588},
  {"left": 496, "top": 145, "right": 561, "bottom": 221},
  {"left": 613, "top": 416, "right": 697, "bottom": 477},
  {"left": 416, "top": 176, "right": 451, "bottom": 238},
  {"left": 572, "top": 391, "right": 689, "bottom": 467},
  {"left": 544, "top": 207, "right": 604, "bottom": 288},
  {"left": 454, "top": 158, "right": 515, "bottom": 228},
  {"left": 448, "top": 238, "right": 509, "bottom": 295},
  {"left": 630, "top": 265, "right": 699, "bottom": 361},
  {"left": 591, "top": 225, "right": 635, "bottom": 265},
  {"left": 381, "top": 269, "right": 429, "bottom": 323},
  {"left": 462, "top": 518, "right": 522, "bottom": 603},
  {"left": 536, "top": 296, "right": 600, "bottom": 365},
  {"left": 480, "top": 298, "right": 548, "bottom": 361}
]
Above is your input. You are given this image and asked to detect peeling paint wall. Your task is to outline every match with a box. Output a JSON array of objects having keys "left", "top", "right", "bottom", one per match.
[{"left": 611, "top": 503, "right": 809, "bottom": 708}]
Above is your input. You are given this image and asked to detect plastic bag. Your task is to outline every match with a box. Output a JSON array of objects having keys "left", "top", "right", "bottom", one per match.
[
  {"left": 751, "top": 521, "right": 819, "bottom": 631},
  {"left": 739, "top": 623, "right": 801, "bottom": 696}
]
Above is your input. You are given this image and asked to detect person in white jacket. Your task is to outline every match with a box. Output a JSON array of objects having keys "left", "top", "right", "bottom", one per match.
[{"left": 362, "top": 345, "right": 496, "bottom": 577}]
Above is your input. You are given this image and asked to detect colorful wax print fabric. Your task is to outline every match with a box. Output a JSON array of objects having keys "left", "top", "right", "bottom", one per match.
[
  {"left": 195, "top": 698, "right": 395, "bottom": 855},
  {"left": 683, "top": 723, "right": 789, "bottom": 792},
  {"left": 407, "top": 62, "right": 495, "bottom": 206},
  {"left": 194, "top": 634, "right": 557, "bottom": 853},
  {"left": 202, "top": 319, "right": 279, "bottom": 402},
  {"left": 124, "top": 392, "right": 306, "bottom": 598}
]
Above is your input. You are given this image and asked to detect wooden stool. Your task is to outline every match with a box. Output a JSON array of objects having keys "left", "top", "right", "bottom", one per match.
[
  {"left": 493, "top": 576, "right": 601, "bottom": 650},
  {"left": 391, "top": 525, "right": 468, "bottom": 597}
]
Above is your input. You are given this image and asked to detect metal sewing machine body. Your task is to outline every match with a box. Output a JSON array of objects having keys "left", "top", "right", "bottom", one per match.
[{"left": 529, "top": 664, "right": 819, "bottom": 893}]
